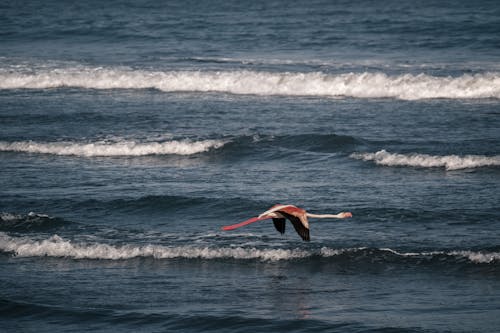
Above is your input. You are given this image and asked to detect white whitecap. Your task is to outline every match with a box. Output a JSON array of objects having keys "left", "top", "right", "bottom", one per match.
[
  {"left": 0, "top": 233, "right": 310, "bottom": 261},
  {"left": 0, "top": 139, "right": 226, "bottom": 157},
  {"left": 1, "top": 233, "right": 497, "bottom": 264},
  {"left": 350, "top": 150, "right": 500, "bottom": 170},
  {"left": 449, "top": 250, "right": 500, "bottom": 264},
  {"left": 1, "top": 65, "right": 500, "bottom": 100}
]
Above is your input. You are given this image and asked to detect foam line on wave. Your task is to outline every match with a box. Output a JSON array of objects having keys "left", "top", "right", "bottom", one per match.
[
  {"left": 1, "top": 233, "right": 498, "bottom": 264},
  {"left": 0, "top": 233, "right": 310, "bottom": 261},
  {"left": 1, "top": 66, "right": 500, "bottom": 99},
  {"left": 350, "top": 150, "right": 500, "bottom": 170},
  {"left": 0, "top": 139, "right": 227, "bottom": 157},
  {"left": 320, "top": 247, "right": 500, "bottom": 264}
]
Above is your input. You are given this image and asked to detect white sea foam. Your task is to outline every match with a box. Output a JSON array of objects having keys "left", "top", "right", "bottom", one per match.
[
  {"left": 1, "top": 66, "right": 500, "bottom": 99},
  {"left": 448, "top": 250, "right": 500, "bottom": 264},
  {"left": 350, "top": 150, "right": 500, "bottom": 170},
  {"left": 0, "top": 233, "right": 497, "bottom": 264},
  {"left": 0, "top": 212, "right": 50, "bottom": 222},
  {"left": 0, "top": 233, "right": 309, "bottom": 261},
  {"left": 381, "top": 249, "right": 500, "bottom": 264},
  {"left": 0, "top": 213, "right": 21, "bottom": 222},
  {"left": 0, "top": 139, "right": 226, "bottom": 157},
  {"left": 320, "top": 246, "right": 500, "bottom": 264}
]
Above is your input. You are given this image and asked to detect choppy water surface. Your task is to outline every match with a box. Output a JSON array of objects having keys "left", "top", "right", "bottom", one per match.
[{"left": 1, "top": 0, "right": 499, "bottom": 332}]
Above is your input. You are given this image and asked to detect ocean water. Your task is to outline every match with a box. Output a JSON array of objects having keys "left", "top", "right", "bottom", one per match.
[{"left": 1, "top": 0, "right": 500, "bottom": 332}]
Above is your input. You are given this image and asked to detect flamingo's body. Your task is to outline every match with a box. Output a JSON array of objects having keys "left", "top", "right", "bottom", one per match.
[{"left": 222, "top": 204, "right": 352, "bottom": 241}]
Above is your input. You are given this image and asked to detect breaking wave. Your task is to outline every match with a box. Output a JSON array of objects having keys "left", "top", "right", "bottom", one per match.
[
  {"left": 0, "top": 233, "right": 498, "bottom": 264},
  {"left": 0, "top": 233, "right": 309, "bottom": 261},
  {"left": 0, "top": 139, "right": 226, "bottom": 157},
  {"left": 350, "top": 150, "right": 500, "bottom": 170},
  {"left": 0, "top": 212, "right": 67, "bottom": 232},
  {"left": 1, "top": 66, "right": 500, "bottom": 100}
]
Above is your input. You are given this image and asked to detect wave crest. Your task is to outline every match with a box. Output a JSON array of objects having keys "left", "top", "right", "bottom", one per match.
[
  {"left": 0, "top": 233, "right": 309, "bottom": 261},
  {"left": 350, "top": 150, "right": 500, "bottom": 170},
  {"left": 1, "top": 66, "right": 500, "bottom": 100},
  {"left": 0, "top": 233, "right": 498, "bottom": 264},
  {"left": 0, "top": 212, "right": 66, "bottom": 232},
  {"left": 0, "top": 139, "right": 226, "bottom": 157}
]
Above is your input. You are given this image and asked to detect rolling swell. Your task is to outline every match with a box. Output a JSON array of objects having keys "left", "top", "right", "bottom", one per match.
[
  {"left": 0, "top": 299, "right": 407, "bottom": 333},
  {"left": 352, "top": 207, "right": 499, "bottom": 225},
  {"left": 0, "top": 298, "right": 114, "bottom": 322},
  {"left": 270, "top": 134, "right": 359, "bottom": 153},
  {"left": 0, "top": 194, "right": 267, "bottom": 222},
  {"left": 159, "top": 313, "right": 393, "bottom": 333},
  {"left": 219, "top": 133, "right": 360, "bottom": 160},
  {"left": 78, "top": 194, "right": 263, "bottom": 216}
]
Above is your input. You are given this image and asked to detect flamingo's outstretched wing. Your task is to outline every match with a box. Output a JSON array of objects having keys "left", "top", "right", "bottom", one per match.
[
  {"left": 272, "top": 218, "right": 286, "bottom": 234},
  {"left": 280, "top": 212, "right": 310, "bottom": 241},
  {"left": 221, "top": 215, "right": 272, "bottom": 231}
]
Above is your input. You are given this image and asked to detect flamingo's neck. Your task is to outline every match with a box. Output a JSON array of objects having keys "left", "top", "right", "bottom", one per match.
[{"left": 306, "top": 213, "right": 343, "bottom": 219}]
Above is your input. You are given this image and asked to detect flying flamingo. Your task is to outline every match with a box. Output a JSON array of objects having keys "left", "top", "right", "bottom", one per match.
[{"left": 221, "top": 204, "right": 352, "bottom": 241}]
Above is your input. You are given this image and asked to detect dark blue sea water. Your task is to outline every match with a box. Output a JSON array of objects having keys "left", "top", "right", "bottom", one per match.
[{"left": 1, "top": 1, "right": 500, "bottom": 332}]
